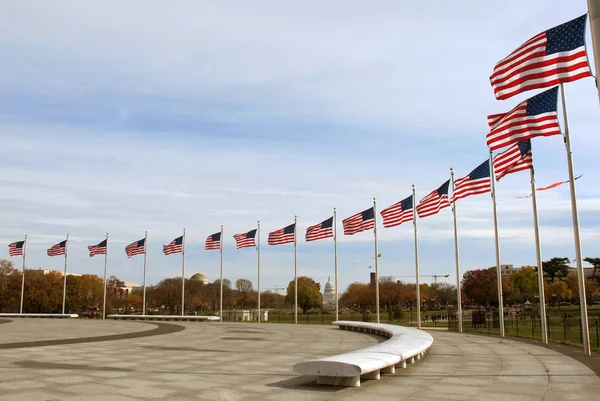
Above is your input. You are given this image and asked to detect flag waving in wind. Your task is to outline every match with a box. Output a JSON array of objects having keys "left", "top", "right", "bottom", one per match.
[
  {"left": 452, "top": 160, "right": 491, "bottom": 203},
  {"left": 490, "top": 14, "right": 591, "bottom": 100},
  {"left": 163, "top": 236, "right": 183, "bottom": 255},
  {"left": 8, "top": 241, "right": 25, "bottom": 257},
  {"left": 233, "top": 229, "right": 257, "bottom": 249},
  {"left": 48, "top": 240, "right": 67, "bottom": 257},
  {"left": 487, "top": 86, "right": 560, "bottom": 151},
  {"left": 416, "top": 180, "right": 450, "bottom": 218},
  {"left": 342, "top": 207, "right": 374, "bottom": 235},
  {"left": 268, "top": 223, "right": 295, "bottom": 245},
  {"left": 306, "top": 217, "right": 333, "bottom": 242},
  {"left": 125, "top": 238, "right": 145, "bottom": 258},
  {"left": 88, "top": 239, "right": 107, "bottom": 257},
  {"left": 205, "top": 232, "right": 222, "bottom": 250},
  {"left": 493, "top": 140, "right": 533, "bottom": 181},
  {"left": 381, "top": 195, "right": 413, "bottom": 228}
]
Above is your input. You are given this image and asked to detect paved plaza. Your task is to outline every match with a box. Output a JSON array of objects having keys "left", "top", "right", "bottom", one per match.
[{"left": 0, "top": 318, "right": 599, "bottom": 400}]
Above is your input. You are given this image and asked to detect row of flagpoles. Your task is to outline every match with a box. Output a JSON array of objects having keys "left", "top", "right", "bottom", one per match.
[{"left": 5, "top": 10, "right": 600, "bottom": 355}]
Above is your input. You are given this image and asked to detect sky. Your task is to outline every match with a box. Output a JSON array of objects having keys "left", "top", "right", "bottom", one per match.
[{"left": 0, "top": 1, "right": 598, "bottom": 295}]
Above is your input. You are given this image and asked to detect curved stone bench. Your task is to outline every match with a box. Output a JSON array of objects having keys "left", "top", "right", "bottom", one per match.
[
  {"left": 293, "top": 321, "right": 433, "bottom": 387},
  {"left": 0, "top": 313, "right": 79, "bottom": 318}
]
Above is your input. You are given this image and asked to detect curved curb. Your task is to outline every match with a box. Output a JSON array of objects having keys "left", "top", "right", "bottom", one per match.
[{"left": 0, "top": 321, "right": 186, "bottom": 350}]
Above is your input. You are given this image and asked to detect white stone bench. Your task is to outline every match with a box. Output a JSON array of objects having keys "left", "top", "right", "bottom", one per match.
[
  {"left": 0, "top": 313, "right": 79, "bottom": 318},
  {"left": 107, "top": 314, "right": 220, "bottom": 322},
  {"left": 293, "top": 320, "right": 433, "bottom": 387}
]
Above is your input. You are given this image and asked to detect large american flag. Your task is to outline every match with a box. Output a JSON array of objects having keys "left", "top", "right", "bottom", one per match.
[
  {"left": 381, "top": 195, "right": 413, "bottom": 228},
  {"left": 163, "top": 236, "right": 183, "bottom": 255},
  {"left": 268, "top": 223, "right": 295, "bottom": 245},
  {"left": 416, "top": 180, "right": 450, "bottom": 218},
  {"left": 88, "top": 239, "right": 107, "bottom": 257},
  {"left": 487, "top": 86, "right": 560, "bottom": 151},
  {"left": 306, "top": 216, "right": 333, "bottom": 242},
  {"left": 451, "top": 160, "right": 491, "bottom": 203},
  {"left": 48, "top": 240, "right": 67, "bottom": 257},
  {"left": 125, "top": 238, "right": 145, "bottom": 258},
  {"left": 490, "top": 14, "right": 591, "bottom": 100},
  {"left": 342, "top": 207, "right": 374, "bottom": 235},
  {"left": 233, "top": 229, "right": 257, "bottom": 249},
  {"left": 493, "top": 140, "right": 533, "bottom": 181},
  {"left": 8, "top": 241, "right": 25, "bottom": 257},
  {"left": 205, "top": 232, "right": 221, "bottom": 250}
]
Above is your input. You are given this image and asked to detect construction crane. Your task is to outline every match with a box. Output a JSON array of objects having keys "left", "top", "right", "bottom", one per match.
[
  {"left": 266, "top": 286, "right": 285, "bottom": 295},
  {"left": 392, "top": 274, "right": 450, "bottom": 285}
]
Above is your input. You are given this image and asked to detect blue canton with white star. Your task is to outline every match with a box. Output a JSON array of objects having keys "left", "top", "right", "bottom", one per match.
[
  {"left": 546, "top": 14, "right": 587, "bottom": 54},
  {"left": 469, "top": 160, "right": 490, "bottom": 180},
  {"left": 400, "top": 195, "right": 413, "bottom": 211},
  {"left": 518, "top": 140, "right": 531, "bottom": 156},
  {"left": 526, "top": 86, "right": 558, "bottom": 116}
]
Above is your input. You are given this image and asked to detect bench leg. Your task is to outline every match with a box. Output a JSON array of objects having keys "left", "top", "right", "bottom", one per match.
[
  {"left": 361, "top": 370, "right": 380, "bottom": 380},
  {"left": 407, "top": 357, "right": 415, "bottom": 364},
  {"left": 416, "top": 353, "right": 421, "bottom": 361},
  {"left": 381, "top": 366, "right": 395, "bottom": 374},
  {"left": 396, "top": 360, "right": 407, "bottom": 369},
  {"left": 317, "top": 376, "right": 360, "bottom": 387}
]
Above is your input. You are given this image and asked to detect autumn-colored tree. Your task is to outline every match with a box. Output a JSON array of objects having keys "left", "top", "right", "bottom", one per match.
[
  {"left": 546, "top": 281, "right": 571, "bottom": 305},
  {"left": 23, "top": 269, "right": 64, "bottom": 313},
  {"left": 285, "top": 276, "right": 322, "bottom": 313},
  {"left": 65, "top": 274, "right": 104, "bottom": 313},
  {"left": 0, "top": 259, "right": 21, "bottom": 312},
  {"left": 461, "top": 268, "right": 497, "bottom": 306},
  {"left": 235, "top": 279, "right": 253, "bottom": 309},
  {"left": 542, "top": 257, "right": 570, "bottom": 283},
  {"left": 564, "top": 273, "right": 599, "bottom": 305},
  {"left": 511, "top": 265, "right": 539, "bottom": 300},
  {"left": 341, "top": 282, "right": 374, "bottom": 313},
  {"left": 431, "top": 282, "right": 457, "bottom": 309},
  {"left": 584, "top": 257, "right": 600, "bottom": 283}
]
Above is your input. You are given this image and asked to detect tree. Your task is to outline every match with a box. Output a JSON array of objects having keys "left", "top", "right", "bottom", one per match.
[
  {"left": 512, "top": 265, "right": 539, "bottom": 299},
  {"left": 431, "top": 283, "right": 457, "bottom": 309},
  {"left": 341, "top": 282, "right": 374, "bottom": 313},
  {"left": 285, "top": 276, "right": 322, "bottom": 313},
  {"left": 546, "top": 281, "right": 571, "bottom": 305},
  {"left": 584, "top": 257, "right": 600, "bottom": 282},
  {"left": 0, "top": 259, "right": 21, "bottom": 312},
  {"left": 235, "top": 279, "right": 253, "bottom": 309},
  {"left": 461, "top": 268, "right": 497, "bottom": 306},
  {"left": 542, "top": 257, "right": 570, "bottom": 283}
]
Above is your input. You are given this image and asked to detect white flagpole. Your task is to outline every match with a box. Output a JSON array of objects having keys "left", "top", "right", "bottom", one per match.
[
  {"left": 219, "top": 225, "right": 224, "bottom": 322},
  {"left": 489, "top": 152, "right": 505, "bottom": 337},
  {"left": 294, "top": 215, "right": 298, "bottom": 324},
  {"left": 62, "top": 234, "right": 69, "bottom": 315},
  {"left": 182, "top": 228, "right": 186, "bottom": 317},
  {"left": 373, "top": 198, "right": 380, "bottom": 324},
  {"left": 588, "top": 0, "right": 600, "bottom": 104},
  {"left": 412, "top": 186, "right": 421, "bottom": 329},
  {"left": 257, "top": 222, "right": 261, "bottom": 323},
  {"left": 142, "top": 231, "right": 148, "bottom": 316},
  {"left": 102, "top": 233, "right": 108, "bottom": 320},
  {"left": 334, "top": 208, "right": 339, "bottom": 322},
  {"left": 450, "top": 169, "right": 463, "bottom": 332},
  {"left": 20, "top": 235, "right": 27, "bottom": 314},
  {"left": 529, "top": 151, "right": 548, "bottom": 344},
  {"left": 560, "top": 83, "right": 591, "bottom": 355}
]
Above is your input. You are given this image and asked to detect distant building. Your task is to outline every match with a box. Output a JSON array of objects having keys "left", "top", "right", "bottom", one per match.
[
  {"left": 323, "top": 276, "right": 337, "bottom": 306},
  {"left": 26, "top": 269, "right": 84, "bottom": 277},
  {"left": 498, "top": 264, "right": 519, "bottom": 277},
  {"left": 220, "top": 310, "right": 268, "bottom": 322},
  {"left": 190, "top": 273, "right": 209, "bottom": 285}
]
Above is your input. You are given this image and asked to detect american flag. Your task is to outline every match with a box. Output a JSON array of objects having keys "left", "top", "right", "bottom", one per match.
[
  {"left": 306, "top": 216, "right": 333, "bottom": 242},
  {"left": 381, "top": 195, "right": 413, "bottom": 228},
  {"left": 233, "top": 229, "right": 257, "bottom": 249},
  {"left": 8, "top": 241, "right": 25, "bottom": 257},
  {"left": 205, "top": 232, "right": 221, "bottom": 250},
  {"left": 493, "top": 140, "right": 533, "bottom": 181},
  {"left": 451, "top": 160, "right": 491, "bottom": 203},
  {"left": 487, "top": 86, "right": 560, "bottom": 151},
  {"left": 88, "top": 239, "right": 107, "bottom": 257},
  {"left": 416, "top": 180, "right": 450, "bottom": 218},
  {"left": 268, "top": 223, "right": 295, "bottom": 245},
  {"left": 163, "top": 236, "right": 183, "bottom": 255},
  {"left": 342, "top": 207, "right": 374, "bottom": 235},
  {"left": 125, "top": 238, "right": 145, "bottom": 258},
  {"left": 490, "top": 14, "right": 591, "bottom": 100},
  {"left": 47, "top": 240, "right": 67, "bottom": 257}
]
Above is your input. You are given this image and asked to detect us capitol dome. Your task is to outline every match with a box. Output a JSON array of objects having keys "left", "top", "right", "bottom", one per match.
[{"left": 323, "top": 276, "right": 337, "bottom": 306}]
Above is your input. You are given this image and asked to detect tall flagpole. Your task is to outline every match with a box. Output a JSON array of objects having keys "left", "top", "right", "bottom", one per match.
[
  {"left": 451, "top": 168, "right": 463, "bottom": 332},
  {"left": 62, "top": 234, "right": 69, "bottom": 314},
  {"left": 529, "top": 152, "right": 548, "bottom": 344},
  {"left": 588, "top": 0, "right": 600, "bottom": 104},
  {"left": 489, "top": 152, "right": 505, "bottom": 337},
  {"left": 560, "top": 83, "right": 591, "bottom": 355},
  {"left": 219, "top": 225, "right": 224, "bottom": 322},
  {"left": 181, "top": 228, "right": 186, "bottom": 317},
  {"left": 257, "top": 221, "right": 261, "bottom": 323},
  {"left": 334, "top": 208, "right": 339, "bottom": 322},
  {"left": 102, "top": 233, "right": 108, "bottom": 320},
  {"left": 412, "top": 186, "right": 421, "bottom": 329},
  {"left": 20, "top": 235, "right": 27, "bottom": 314},
  {"left": 373, "top": 198, "right": 380, "bottom": 324},
  {"left": 142, "top": 231, "right": 148, "bottom": 316},
  {"left": 294, "top": 215, "right": 298, "bottom": 325}
]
